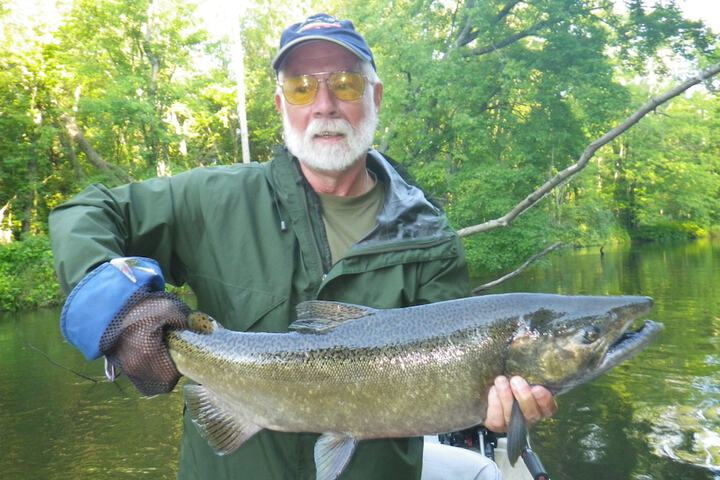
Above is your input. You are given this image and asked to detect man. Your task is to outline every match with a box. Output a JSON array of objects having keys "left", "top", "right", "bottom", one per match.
[{"left": 50, "top": 13, "right": 555, "bottom": 479}]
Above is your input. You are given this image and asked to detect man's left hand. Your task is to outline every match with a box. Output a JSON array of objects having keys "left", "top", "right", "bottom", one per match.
[{"left": 483, "top": 375, "right": 557, "bottom": 432}]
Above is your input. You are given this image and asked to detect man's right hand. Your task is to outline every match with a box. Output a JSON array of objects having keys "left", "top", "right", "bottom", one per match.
[{"left": 104, "top": 293, "right": 190, "bottom": 395}]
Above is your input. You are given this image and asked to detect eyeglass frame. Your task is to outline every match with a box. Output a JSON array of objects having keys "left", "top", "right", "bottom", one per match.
[{"left": 276, "top": 70, "right": 372, "bottom": 106}]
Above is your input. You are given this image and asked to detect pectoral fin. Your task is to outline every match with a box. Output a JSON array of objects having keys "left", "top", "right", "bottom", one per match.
[
  {"left": 506, "top": 399, "right": 528, "bottom": 465},
  {"left": 183, "top": 384, "right": 261, "bottom": 455},
  {"left": 314, "top": 433, "right": 358, "bottom": 480}
]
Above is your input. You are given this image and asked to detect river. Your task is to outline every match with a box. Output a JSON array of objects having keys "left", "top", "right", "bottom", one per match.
[{"left": 0, "top": 239, "right": 718, "bottom": 479}]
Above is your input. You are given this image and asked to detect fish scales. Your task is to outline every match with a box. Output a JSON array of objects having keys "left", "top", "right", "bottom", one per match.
[
  {"left": 165, "top": 293, "right": 662, "bottom": 480},
  {"left": 169, "top": 304, "right": 515, "bottom": 436}
]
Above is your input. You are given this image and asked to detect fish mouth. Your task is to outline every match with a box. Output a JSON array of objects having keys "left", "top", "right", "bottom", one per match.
[
  {"left": 599, "top": 319, "right": 664, "bottom": 374},
  {"left": 553, "top": 319, "right": 663, "bottom": 395}
]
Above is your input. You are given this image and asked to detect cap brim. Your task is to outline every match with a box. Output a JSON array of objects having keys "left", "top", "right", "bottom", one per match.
[{"left": 272, "top": 36, "right": 371, "bottom": 71}]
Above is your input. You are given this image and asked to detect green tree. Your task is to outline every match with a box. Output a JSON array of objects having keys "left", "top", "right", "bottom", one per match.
[
  {"left": 605, "top": 88, "right": 720, "bottom": 240},
  {"left": 0, "top": 0, "right": 717, "bottom": 280},
  {"left": 0, "top": 7, "right": 65, "bottom": 237},
  {"left": 339, "top": 0, "right": 717, "bottom": 272},
  {"left": 53, "top": 0, "right": 211, "bottom": 177},
  {"left": 0, "top": 0, "right": 237, "bottom": 240}
]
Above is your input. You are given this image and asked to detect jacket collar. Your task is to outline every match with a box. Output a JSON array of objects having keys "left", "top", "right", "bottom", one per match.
[
  {"left": 268, "top": 147, "right": 454, "bottom": 247},
  {"left": 362, "top": 149, "right": 452, "bottom": 246}
]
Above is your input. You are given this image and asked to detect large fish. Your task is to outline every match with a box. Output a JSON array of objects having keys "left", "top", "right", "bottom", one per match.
[{"left": 167, "top": 293, "right": 662, "bottom": 480}]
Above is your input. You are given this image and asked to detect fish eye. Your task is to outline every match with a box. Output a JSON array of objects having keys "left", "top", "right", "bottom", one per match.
[{"left": 582, "top": 325, "right": 600, "bottom": 344}]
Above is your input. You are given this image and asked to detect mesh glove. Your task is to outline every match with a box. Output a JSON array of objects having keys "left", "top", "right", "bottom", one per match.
[{"left": 100, "top": 291, "right": 190, "bottom": 395}]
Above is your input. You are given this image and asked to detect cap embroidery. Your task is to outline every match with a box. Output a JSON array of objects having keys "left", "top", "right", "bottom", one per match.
[{"left": 298, "top": 22, "right": 342, "bottom": 32}]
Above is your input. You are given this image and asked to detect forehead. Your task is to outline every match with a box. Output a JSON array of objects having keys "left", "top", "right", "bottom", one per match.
[{"left": 281, "top": 41, "right": 360, "bottom": 75}]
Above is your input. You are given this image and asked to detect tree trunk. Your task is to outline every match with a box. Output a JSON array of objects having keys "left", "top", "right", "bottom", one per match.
[
  {"left": 143, "top": 0, "right": 162, "bottom": 168},
  {"left": 0, "top": 200, "right": 13, "bottom": 244},
  {"left": 60, "top": 114, "right": 132, "bottom": 183},
  {"left": 21, "top": 153, "right": 37, "bottom": 235},
  {"left": 58, "top": 128, "right": 85, "bottom": 179}
]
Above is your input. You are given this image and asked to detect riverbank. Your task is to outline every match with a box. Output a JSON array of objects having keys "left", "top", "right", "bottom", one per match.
[
  {"left": 2, "top": 227, "right": 718, "bottom": 312},
  {"left": 0, "top": 235, "right": 197, "bottom": 312},
  {"left": 0, "top": 235, "right": 62, "bottom": 311}
]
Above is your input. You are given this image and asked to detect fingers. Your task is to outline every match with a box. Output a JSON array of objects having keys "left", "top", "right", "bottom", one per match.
[
  {"left": 531, "top": 384, "right": 558, "bottom": 418},
  {"left": 509, "top": 376, "right": 542, "bottom": 425},
  {"left": 484, "top": 387, "right": 504, "bottom": 432},
  {"left": 484, "top": 376, "right": 514, "bottom": 432},
  {"left": 510, "top": 376, "right": 558, "bottom": 426},
  {"left": 495, "top": 376, "right": 514, "bottom": 425},
  {"left": 484, "top": 376, "right": 558, "bottom": 432}
]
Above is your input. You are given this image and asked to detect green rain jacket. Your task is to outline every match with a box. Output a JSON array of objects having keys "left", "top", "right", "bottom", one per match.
[{"left": 49, "top": 148, "right": 470, "bottom": 480}]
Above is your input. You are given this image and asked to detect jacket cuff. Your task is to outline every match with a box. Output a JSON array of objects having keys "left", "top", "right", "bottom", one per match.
[{"left": 60, "top": 257, "right": 165, "bottom": 360}]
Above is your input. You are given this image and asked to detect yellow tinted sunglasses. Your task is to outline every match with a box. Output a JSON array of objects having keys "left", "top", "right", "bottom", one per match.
[{"left": 278, "top": 71, "right": 368, "bottom": 106}]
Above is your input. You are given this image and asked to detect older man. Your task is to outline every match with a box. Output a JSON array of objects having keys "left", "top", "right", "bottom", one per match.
[{"left": 50, "top": 13, "right": 555, "bottom": 479}]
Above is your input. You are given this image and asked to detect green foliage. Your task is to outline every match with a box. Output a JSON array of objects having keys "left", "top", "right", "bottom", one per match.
[
  {"left": 0, "top": 0, "right": 718, "bottom": 288},
  {"left": 461, "top": 214, "right": 554, "bottom": 276},
  {"left": 0, "top": 236, "right": 62, "bottom": 311},
  {"left": 618, "top": 0, "right": 715, "bottom": 73},
  {"left": 633, "top": 222, "right": 708, "bottom": 243},
  {"left": 603, "top": 89, "right": 720, "bottom": 239}
]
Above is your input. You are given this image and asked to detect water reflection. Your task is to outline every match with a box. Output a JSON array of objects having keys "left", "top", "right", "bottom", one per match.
[
  {"left": 1, "top": 239, "right": 719, "bottom": 479},
  {"left": 637, "top": 404, "right": 720, "bottom": 474},
  {"left": 0, "top": 308, "right": 184, "bottom": 480},
  {"left": 491, "top": 239, "right": 720, "bottom": 480}
]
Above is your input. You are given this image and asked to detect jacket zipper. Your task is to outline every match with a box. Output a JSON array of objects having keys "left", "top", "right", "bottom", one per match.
[{"left": 299, "top": 181, "right": 332, "bottom": 279}]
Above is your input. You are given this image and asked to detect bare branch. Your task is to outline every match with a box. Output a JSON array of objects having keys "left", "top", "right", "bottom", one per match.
[
  {"left": 454, "top": 0, "right": 476, "bottom": 48},
  {"left": 496, "top": 0, "right": 523, "bottom": 22},
  {"left": 60, "top": 114, "right": 132, "bottom": 183},
  {"left": 455, "top": 0, "right": 525, "bottom": 49},
  {"left": 461, "top": 18, "right": 553, "bottom": 54},
  {"left": 472, "top": 242, "right": 564, "bottom": 293},
  {"left": 457, "top": 62, "right": 720, "bottom": 238}
]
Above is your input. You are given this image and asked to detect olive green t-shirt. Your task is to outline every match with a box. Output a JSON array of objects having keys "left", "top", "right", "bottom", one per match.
[{"left": 318, "top": 180, "right": 385, "bottom": 264}]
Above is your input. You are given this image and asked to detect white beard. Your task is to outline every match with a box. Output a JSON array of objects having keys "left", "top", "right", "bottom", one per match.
[{"left": 282, "top": 97, "right": 378, "bottom": 172}]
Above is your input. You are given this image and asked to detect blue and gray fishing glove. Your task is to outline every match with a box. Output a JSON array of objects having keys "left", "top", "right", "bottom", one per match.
[
  {"left": 100, "top": 290, "right": 190, "bottom": 395},
  {"left": 61, "top": 257, "right": 190, "bottom": 396}
]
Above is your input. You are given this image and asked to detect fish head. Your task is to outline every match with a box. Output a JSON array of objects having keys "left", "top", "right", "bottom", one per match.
[{"left": 504, "top": 294, "right": 661, "bottom": 395}]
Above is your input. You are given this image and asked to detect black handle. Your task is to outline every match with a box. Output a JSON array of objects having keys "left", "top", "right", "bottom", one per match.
[{"left": 521, "top": 446, "right": 550, "bottom": 480}]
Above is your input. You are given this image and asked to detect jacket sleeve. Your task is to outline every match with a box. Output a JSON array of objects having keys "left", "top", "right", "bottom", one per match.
[
  {"left": 49, "top": 178, "right": 182, "bottom": 359},
  {"left": 50, "top": 179, "right": 183, "bottom": 292},
  {"left": 415, "top": 234, "right": 471, "bottom": 304}
]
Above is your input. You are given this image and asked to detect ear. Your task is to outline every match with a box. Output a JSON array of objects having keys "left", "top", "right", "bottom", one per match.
[
  {"left": 274, "top": 92, "right": 282, "bottom": 113},
  {"left": 373, "top": 83, "right": 383, "bottom": 112}
]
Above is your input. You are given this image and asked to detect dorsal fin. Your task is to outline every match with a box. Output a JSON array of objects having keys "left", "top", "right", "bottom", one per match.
[{"left": 290, "top": 300, "right": 376, "bottom": 333}]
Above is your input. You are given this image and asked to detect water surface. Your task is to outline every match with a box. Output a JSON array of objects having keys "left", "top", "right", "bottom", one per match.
[
  {"left": 0, "top": 309, "right": 183, "bottom": 479},
  {"left": 1, "top": 239, "right": 718, "bottom": 479},
  {"left": 489, "top": 239, "right": 720, "bottom": 480}
]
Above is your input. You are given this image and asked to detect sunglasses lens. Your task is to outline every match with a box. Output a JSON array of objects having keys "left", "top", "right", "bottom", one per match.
[
  {"left": 281, "top": 72, "right": 366, "bottom": 105},
  {"left": 282, "top": 75, "right": 318, "bottom": 105},
  {"left": 329, "top": 72, "right": 366, "bottom": 102}
]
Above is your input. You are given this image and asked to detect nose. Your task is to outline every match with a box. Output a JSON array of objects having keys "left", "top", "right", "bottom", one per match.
[{"left": 311, "top": 80, "right": 339, "bottom": 118}]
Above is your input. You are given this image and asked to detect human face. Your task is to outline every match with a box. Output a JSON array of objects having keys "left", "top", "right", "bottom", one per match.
[{"left": 275, "top": 42, "right": 383, "bottom": 172}]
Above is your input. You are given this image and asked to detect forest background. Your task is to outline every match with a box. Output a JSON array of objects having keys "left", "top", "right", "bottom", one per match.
[{"left": 0, "top": 0, "right": 718, "bottom": 311}]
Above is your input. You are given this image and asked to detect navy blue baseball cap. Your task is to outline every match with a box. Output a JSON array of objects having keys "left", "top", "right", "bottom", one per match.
[{"left": 272, "top": 13, "right": 376, "bottom": 72}]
